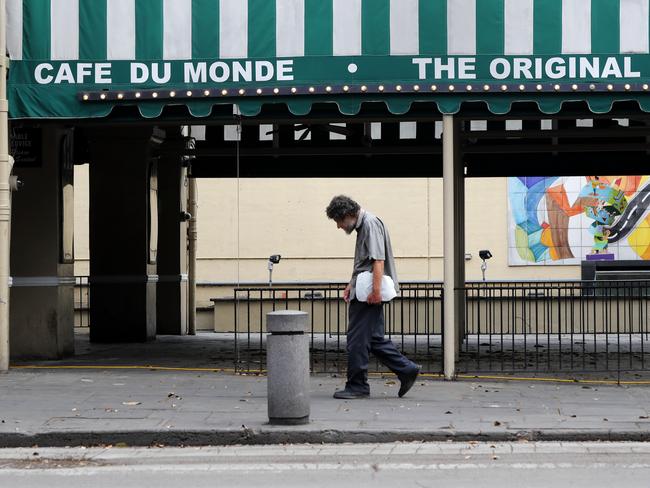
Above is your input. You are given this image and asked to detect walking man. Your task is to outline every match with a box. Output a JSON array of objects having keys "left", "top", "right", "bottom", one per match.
[{"left": 326, "top": 195, "right": 420, "bottom": 399}]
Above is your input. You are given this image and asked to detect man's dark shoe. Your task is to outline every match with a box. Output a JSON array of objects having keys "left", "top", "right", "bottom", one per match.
[
  {"left": 398, "top": 365, "right": 421, "bottom": 398},
  {"left": 333, "top": 389, "right": 370, "bottom": 399}
]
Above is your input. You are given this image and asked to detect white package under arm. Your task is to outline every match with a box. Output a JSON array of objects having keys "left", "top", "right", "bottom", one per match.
[{"left": 355, "top": 271, "right": 398, "bottom": 302}]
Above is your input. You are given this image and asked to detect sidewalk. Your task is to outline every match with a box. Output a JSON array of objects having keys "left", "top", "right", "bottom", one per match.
[{"left": 2, "top": 367, "right": 650, "bottom": 447}]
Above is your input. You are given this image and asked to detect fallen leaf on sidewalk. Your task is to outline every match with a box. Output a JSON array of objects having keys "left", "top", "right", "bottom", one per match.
[
  {"left": 122, "top": 401, "right": 141, "bottom": 406},
  {"left": 385, "top": 380, "right": 396, "bottom": 385},
  {"left": 639, "top": 416, "right": 649, "bottom": 419},
  {"left": 493, "top": 421, "right": 502, "bottom": 426}
]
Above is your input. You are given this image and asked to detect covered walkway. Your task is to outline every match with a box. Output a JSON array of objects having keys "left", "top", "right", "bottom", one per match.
[{"left": 3, "top": 0, "right": 650, "bottom": 381}]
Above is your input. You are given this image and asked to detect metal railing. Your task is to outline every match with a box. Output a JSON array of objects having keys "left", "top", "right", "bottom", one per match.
[
  {"left": 74, "top": 276, "right": 90, "bottom": 328},
  {"left": 74, "top": 275, "right": 650, "bottom": 376},
  {"left": 232, "top": 283, "right": 445, "bottom": 374},
  {"left": 461, "top": 280, "right": 650, "bottom": 374}
]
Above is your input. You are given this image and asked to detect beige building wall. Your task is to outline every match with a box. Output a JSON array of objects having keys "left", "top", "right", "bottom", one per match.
[
  {"left": 74, "top": 164, "right": 90, "bottom": 276},
  {"left": 73, "top": 166, "right": 581, "bottom": 284}
]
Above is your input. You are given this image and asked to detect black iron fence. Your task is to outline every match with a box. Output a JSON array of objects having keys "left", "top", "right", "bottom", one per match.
[
  {"left": 460, "top": 280, "right": 650, "bottom": 374},
  {"left": 232, "top": 280, "right": 650, "bottom": 376},
  {"left": 73, "top": 275, "right": 650, "bottom": 375},
  {"left": 74, "top": 276, "right": 90, "bottom": 328},
  {"left": 233, "top": 283, "right": 445, "bottom": 374}
]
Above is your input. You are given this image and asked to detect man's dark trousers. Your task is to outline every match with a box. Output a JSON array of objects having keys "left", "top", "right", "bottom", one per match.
[{"left": 346, "top": 299, "right": 418, "bottom": 394}]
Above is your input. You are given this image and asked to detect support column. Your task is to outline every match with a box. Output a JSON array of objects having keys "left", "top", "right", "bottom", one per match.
[
  {"left": 87, "top": 127, "right": 163, "bottom": 343},
  {"left": 442, "top": 115, "right": 466, "bottom": 380},
  {"left": 187, "top": 176, "right": 197, "bottom": 335},
  {"left": 156, "top": 139, "right": 189, "bottom": 335},
  {"left": 0, "top": 1, "right": 10, "bottom": 370},
  {"left": 9, "top": 127, "right": 75, "bottom": 359}
]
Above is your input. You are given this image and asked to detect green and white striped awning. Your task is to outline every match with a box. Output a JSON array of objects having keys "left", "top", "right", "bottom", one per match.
[{"left": 7, "top": 0, "right": 650, "bottom": 119}]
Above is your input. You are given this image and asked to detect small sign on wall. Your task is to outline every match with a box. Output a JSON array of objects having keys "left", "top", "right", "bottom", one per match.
[{"left": 10, "top": 127, "right": 41, "bottom": 168}]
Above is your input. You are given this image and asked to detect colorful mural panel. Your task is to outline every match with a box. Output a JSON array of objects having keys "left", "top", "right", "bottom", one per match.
[{"left": 508, "top": 176, "right": 650, "bottom": 265}]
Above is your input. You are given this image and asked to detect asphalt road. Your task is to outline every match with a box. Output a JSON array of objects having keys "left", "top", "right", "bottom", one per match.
[{"left": 1, "top": 442, "right": 650, "bottom": 488}]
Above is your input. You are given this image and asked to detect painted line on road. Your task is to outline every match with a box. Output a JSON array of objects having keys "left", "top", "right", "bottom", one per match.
[{"left": 4, "top": 461, "right": 650, "bottom": 476}]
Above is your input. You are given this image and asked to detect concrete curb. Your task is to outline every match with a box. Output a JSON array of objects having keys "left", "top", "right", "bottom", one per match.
[{"left": 3, "top": 429, "right": 650, "bottom": 448}]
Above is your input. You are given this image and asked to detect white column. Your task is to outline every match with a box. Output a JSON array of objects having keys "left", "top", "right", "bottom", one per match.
[
  {"left": 333, "top": 0, "right": 361, "bottom": 56},
  {"left": 447, "top": 0, "right": 476, "bottom": 55},
  {"left": 562, "top": 0, "right": 591, "bottom": 54},
  {"left": 442, "top": 115, "right": 464, "bottom": 380},
  {"left": 51, "top": 0, "right": 80, "bottom": 60},
  {"left": 504, "top": 0, "right": 534, "bottom": 55},
  {"left": 0, "top": 0, "right": 9, "bottom": 371},
  {"left": 6, "top": 0, "right": 22, "bottom": 60},
  {"left": 107, "top": 0, "right": 136, "bottom": 60},
  {"left": 620, "top": 0, "right": 650, "bottom": 53},
  {"left": 220, "top": 0, "right": 248, "bottom": 59},
  {"left": 163, "top": 0, "right": 193, "bottom": 60},
  {"left": 390, "top": 0, "right": 419, "bottom": 55},
  {"left": 276, "top": 0, "right": 305, "bottom": 57}
]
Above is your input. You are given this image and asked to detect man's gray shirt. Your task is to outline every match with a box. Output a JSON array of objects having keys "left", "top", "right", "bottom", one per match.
[{"left": 349, "top": 209, "right": 399, "bottom": 300}]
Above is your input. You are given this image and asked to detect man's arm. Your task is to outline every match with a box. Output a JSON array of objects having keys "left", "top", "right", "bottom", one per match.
[{"left": 367, "top": 260, "right": 384, "bottom": 305}]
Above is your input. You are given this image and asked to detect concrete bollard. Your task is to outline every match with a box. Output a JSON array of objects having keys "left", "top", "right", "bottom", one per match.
[{"left": 266, "top": 310, "right": 310, "bottom": 425}]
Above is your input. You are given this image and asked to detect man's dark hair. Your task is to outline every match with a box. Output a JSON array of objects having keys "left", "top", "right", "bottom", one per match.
[{"left": 326, "top": 195, "right": 360, "bottom": 220}]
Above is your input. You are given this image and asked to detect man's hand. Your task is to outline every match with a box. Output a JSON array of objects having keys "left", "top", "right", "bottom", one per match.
[
  {"left": 343, "top": 284, "right": 351, "bottom": 303},
  {"left": 367, "top": 289, "right": 382, "bottom": 305},
  {"left": 367, "top": 259, "right": 385, "bottom": 305}
]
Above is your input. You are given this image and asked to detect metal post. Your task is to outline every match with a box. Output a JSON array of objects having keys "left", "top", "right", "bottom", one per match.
[
  {"left": 442, "top": 115, "right": 458, "bottom": 380},
  {"left": 0, "top": 0, "right": 10, "bottom": 372},
  {"left": 187, "top": 177, "right": 197, "bottom": 335}
]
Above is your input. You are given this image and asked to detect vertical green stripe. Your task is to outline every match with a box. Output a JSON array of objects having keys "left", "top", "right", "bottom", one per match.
[
  {"left": 248, "top": 0, "right": 276, "bottom": 58},
  {"left": 136, "top": 0, "right": 163, "bottom": 60},
  {"left": 476, "top": 0, "right": 504, "bottom": 55},
  {"left": 23, "top": 0, "right": 50, "bottom": 60},
  {"left": 362, "top": 0, "right": 390, "bottom": 55},
  {"left": 79, "top": 0, "right": 107, "bottom": 60},
  {"left": 192, "top": 0, "right": 220, "bottom": 59},
  {"left": 419, "top": 0, "right": 446, "bottom": 55},
  {"left": 305, "top": 0, "right": 333, "bottom": 55},
  {"left": 534, "top": 0, "right": 562, "bottom": 55},
  {"left": 591, "top": 0, "right": 620, "bottom": 54}
]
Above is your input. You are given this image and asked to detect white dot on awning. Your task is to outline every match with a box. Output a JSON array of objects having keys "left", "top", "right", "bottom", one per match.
[{"left": 347, "top": 63, "right": 358, "bottom": 74}]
